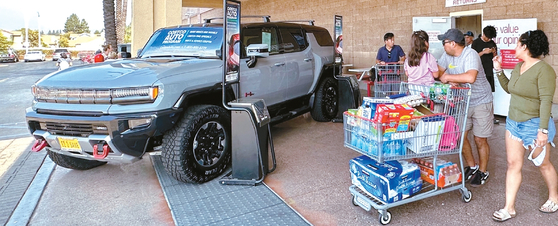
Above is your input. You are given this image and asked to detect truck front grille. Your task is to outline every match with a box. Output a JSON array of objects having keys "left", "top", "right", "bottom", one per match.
[{"left": 44, "top": 122, "right": 107, "bottom": 137}]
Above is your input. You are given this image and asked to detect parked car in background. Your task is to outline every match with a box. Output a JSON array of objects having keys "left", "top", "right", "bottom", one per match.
[
  {"left": 0, "top": 48, "right": 19, "bottom": 63},
  {"left": 24, "top": 51, "right": 46, "bottom": 62},
  {"left": 52, "top": 48, "right": 71, "bottom": 61}
]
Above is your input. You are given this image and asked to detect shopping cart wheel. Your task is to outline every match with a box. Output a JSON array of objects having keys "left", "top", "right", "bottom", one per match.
[
  {"left": 461, "top": 190, "right": 472, "bottom": 203},
  {"left": 378, "top": 211, "right": 392, "bottom": 225},
  {"left": 351, "top": 195, "right": 358, "bottom": 206}
]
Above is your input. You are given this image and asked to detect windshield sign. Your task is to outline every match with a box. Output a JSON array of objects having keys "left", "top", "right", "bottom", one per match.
[{"left": 141, "top": 27, "right": 223, "bottom": 58}]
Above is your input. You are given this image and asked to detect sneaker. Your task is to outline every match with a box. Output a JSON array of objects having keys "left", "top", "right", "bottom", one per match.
[
  {"left": 464, "top": 166, "right": 478, "bottom": 181},
  {"left": 471, "top": 171, "right": 489, "bottom": 187}
]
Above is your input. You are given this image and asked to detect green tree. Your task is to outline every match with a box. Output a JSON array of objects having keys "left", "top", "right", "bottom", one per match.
[
  {"left": 124, "top": 24, "right": 131, "bottom": 43},
  {"left": 94, "top": 30, "right": 100, "bottom": 35},
  {"left": 64, "top": 14, "right": 90, "bottom": 33},
  {"left": 0, "top": 32, "right": 13, "bottom": 51},
  {"left": 18, "top": 29, "right": 46, "bottom": 47},
  {"left": 59, "top": 33, "right": 70, "bottom": 47},
  {"left": 80, "top": 19, "right": 91, "bottom": 33}
]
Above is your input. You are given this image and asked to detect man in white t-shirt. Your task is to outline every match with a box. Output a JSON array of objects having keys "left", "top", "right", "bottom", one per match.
[{"left": 437, "top": 28, "right": 494, "bottom": 187}]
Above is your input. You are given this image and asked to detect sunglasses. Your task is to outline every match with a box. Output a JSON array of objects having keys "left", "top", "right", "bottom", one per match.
[
  {"left": 387, "top": 51, "right": 391, "bottom": 58},
  {"left": 443, "top": 40, "right": 452, "bottom": 46}
]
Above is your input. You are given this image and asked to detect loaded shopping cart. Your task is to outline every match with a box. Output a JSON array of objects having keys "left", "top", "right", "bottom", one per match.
[{"left": 344, "top": 82, "right": 471, "bottom": 224}]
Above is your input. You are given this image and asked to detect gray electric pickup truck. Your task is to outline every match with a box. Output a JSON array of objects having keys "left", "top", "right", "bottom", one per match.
[{"left": 26, "top": 17, "right": 346, "bottom": 183}]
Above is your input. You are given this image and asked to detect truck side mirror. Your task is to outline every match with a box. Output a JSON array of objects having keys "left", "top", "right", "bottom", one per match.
[
  {"left": 246, "top": 44, "right": 269, "bottom": 58},
  {"left": 246, "top": 44, "right": 269, "bottom": 68}
]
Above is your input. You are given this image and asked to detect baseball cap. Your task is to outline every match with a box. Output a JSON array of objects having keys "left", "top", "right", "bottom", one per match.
[
  {"left": 438, "top": 29, "right": 465, "bottom": 43},
  {"left": 464, "top": 31, "right": 474, "bottom": 37}
]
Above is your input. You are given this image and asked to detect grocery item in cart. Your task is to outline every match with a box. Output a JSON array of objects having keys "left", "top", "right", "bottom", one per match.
[
  {"left": 349, "top": 125, "right": 406, "bottom": 157},
  {"left": 406, "top": 115, "right": 446, "bottom": 153},
  {"left": 350, "top": 155, "right": 422, "bottom": 204},
  {"left": 412, "top": 157, "right": 462, "bottom": 187},
  {"left": 438, "top": 115, "right": 460, "bottom": 151},
  {"left": 373, "top": 104, "right": 414, "bottom": 134}
]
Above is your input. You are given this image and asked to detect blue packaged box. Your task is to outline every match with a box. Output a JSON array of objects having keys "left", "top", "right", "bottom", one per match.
[{"left": 349, "top": 155, "right": 422, "bottom": 204}]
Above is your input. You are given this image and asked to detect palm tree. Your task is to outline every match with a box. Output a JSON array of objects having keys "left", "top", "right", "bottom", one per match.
[
  {"left": 103, "top": 0, "right": 117, "bottom": 50},
  {"left": 116, "top": 0, "right": 128, "bottom": 45}
]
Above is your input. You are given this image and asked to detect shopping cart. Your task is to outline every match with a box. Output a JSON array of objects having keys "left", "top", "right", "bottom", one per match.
[
  {"left": 343, "top": 82, "right": 471, "bottom": 224},
  {"left": 373, "top": 63, "right": 407, "bottom": 98}
]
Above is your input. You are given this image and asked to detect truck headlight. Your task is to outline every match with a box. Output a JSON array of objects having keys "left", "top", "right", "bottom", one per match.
[
  {"left": 111, "top": 87, "right": 159, "bottom": 104},
  {"left": 31, "top": 86, "right": 160, "bottom": 104}
]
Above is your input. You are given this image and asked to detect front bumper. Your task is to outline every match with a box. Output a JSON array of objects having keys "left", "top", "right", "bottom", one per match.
[{"left": 26, "top": 107, "right": 180, "bottom": 163}]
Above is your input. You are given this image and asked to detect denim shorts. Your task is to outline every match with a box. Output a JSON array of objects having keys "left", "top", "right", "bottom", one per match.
[{"left": 506, "top": 117, "right": 556, "bottom": 149}]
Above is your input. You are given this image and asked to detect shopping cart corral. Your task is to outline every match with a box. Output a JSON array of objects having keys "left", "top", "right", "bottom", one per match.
[{"left": 343, "top": 82, "right": 471, "bottom": 224}]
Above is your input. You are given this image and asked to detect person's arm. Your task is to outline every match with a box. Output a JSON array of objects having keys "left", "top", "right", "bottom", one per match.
[
  {"left": 398, "top": 55, "right": 406, "bottom": 64},
  {"left": 537, "top": 66, "right": 556, "bottom": 130},
  {"left": 492, "top": 55, "right": 510, "bottom": 93},
  {"left": 376, "top": 48, "right": 384, "bottom": 65},
  {"left": 439, "top": 69, "right": 478, "bottom": 84},
  {"left": 397, "top": 46, "right": 405, "bottom": 64}
]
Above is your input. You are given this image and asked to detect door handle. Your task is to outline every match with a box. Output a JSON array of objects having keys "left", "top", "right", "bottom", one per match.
[
  {"left": 274, "top": 62, "right": 285, "bottom": 67},
  {"left": 304, "top": 58, "right": 313, "bottom": 62}
]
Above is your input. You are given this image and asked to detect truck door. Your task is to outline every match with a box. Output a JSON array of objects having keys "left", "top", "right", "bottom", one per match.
[
  {"left": 239, "top": 25, "right": 287, "bottom": 106},
  {"left": 280, "top": 27, "right": 314, "bottom": 99}
]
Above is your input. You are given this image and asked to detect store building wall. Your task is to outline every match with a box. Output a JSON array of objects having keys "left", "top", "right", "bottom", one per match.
[
  {"left": 131, "top": 0, "right": 558, "bottom": 102},
  {"left": 239, "top": 0, "right": 558, "bottom": 102}
]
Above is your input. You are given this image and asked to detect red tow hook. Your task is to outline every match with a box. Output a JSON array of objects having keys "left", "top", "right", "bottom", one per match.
[
  {"left": 31, "top": 138, "right": 47, "bottom": 152},
  {"left": 93, "top": 143, "right": 110, "bottom": 159}
]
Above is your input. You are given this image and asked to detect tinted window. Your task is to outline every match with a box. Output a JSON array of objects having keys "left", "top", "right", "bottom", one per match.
[
  {"left": 243, "top": 27, "right": 280, "bottom": 56},
  {"left": 141, "top": 27, "right": 223, "bottom": 58},
  {"left": 309, "top": 30, "right": 334, "bottom": 46},
  {"left": 279, "top": 28, "right": 300, "bottom": 53}
]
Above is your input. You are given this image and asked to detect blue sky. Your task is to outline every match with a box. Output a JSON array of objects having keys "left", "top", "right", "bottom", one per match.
[{"left": 0, "top": 0, "right": 130, "bottom": 32}]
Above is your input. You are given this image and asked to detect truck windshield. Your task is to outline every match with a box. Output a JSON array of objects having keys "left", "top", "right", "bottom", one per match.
[{"left": 140, "top": 27, "right": 223, "bottom": 58}]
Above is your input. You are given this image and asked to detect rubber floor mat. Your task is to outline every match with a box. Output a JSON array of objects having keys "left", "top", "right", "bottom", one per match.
[{"left": 151, "top": 154, "right": 311, "bottom": 226}]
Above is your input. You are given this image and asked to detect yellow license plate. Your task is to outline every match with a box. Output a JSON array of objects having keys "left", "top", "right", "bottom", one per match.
[{"left": 58, "top": 137, "right": 82, "bottom": 151}]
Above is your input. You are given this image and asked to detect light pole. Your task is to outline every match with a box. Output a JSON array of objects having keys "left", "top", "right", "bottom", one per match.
[{"left": 37, "top": 12, "right": 41, "bottom": 49}]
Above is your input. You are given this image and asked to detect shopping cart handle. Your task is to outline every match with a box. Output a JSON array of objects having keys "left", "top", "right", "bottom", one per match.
[{"left": 387, "top": 93, "right": 407, "bottom": 99}]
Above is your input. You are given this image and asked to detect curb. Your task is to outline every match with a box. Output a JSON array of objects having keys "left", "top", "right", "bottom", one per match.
[{"left": 5, "top": 157, "right": 55, "bottom": 226}]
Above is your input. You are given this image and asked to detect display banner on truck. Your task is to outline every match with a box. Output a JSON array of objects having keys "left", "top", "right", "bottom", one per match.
[
  {"left": 334, "top": 15, "right": 343, "bottom": 57},
  {"left": 224, "top": 0, "right": 241, "bottom": 81}
]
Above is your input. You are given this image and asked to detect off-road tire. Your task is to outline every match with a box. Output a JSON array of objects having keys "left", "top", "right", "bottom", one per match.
[
  {"left": 161, "top": 105, "right": 231, "bottom": 183},
  {"left": 311, "top": 76, "right": 338, "bottom": 122},
  {"left": 47, "top": 150, "right": 107, "bottom": 170}
]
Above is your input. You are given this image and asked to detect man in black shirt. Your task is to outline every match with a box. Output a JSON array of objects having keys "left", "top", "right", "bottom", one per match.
[
  {"left": 472, "top": 25, "right": 499, "bottom": 124},
  {"left": 472, "top": 26, "right": 498, "bottom": 92}
]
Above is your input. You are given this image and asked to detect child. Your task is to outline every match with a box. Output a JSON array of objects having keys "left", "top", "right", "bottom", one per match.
[{"left": 404, "top": 30, "right": 439, "bottom": 85}]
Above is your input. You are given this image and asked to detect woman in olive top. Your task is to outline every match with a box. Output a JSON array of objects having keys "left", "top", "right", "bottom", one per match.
[{"left": 492, "top": 30, "right": 558, "bottom": 222}]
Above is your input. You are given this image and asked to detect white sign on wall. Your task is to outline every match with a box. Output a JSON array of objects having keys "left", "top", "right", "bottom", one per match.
[
  {"left": 482, "top": 18, "right": 537, "bottom": 117},
  {"left": 483, "top": 18, "right": 537, "bottom": 51},
  {"left": 446, "top": 0, "right": 486, "bottom": 7}
]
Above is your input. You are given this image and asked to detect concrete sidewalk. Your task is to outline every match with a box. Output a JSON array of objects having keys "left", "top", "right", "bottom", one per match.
[{"left": 2, "top": 104, "right": 558, "bottom": 225}]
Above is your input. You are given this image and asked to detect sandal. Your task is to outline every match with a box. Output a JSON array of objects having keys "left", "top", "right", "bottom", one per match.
[
  {"left": 492, "top": 209, "right": 516, "bottom": 222},
  {"left": 539, "top": 200, "right": 558, "bottom": 213}
]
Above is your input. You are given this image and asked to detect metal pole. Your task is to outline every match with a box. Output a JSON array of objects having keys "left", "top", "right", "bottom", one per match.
[{"left": 37, "top": 12, "right": 41, "bottom": 49}]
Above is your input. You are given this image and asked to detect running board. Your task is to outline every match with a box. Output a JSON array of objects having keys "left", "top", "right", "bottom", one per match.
[{"left": 270, "top": 106, "right": 311, "bottom": 124}]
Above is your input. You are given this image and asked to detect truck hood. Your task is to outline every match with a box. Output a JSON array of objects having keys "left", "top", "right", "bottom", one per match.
[{"left": 36, "top": 58, "right": 222, "bottom": 88}]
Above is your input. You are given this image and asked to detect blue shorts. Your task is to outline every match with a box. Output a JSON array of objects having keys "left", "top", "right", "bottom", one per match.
[{"left": 506, "top": 117, "right": 556, "bottom": 149}]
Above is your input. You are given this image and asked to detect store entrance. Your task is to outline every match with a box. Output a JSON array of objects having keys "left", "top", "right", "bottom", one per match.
[{"left": 455, "top": 15, "right": 482, "bottom": 40}]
